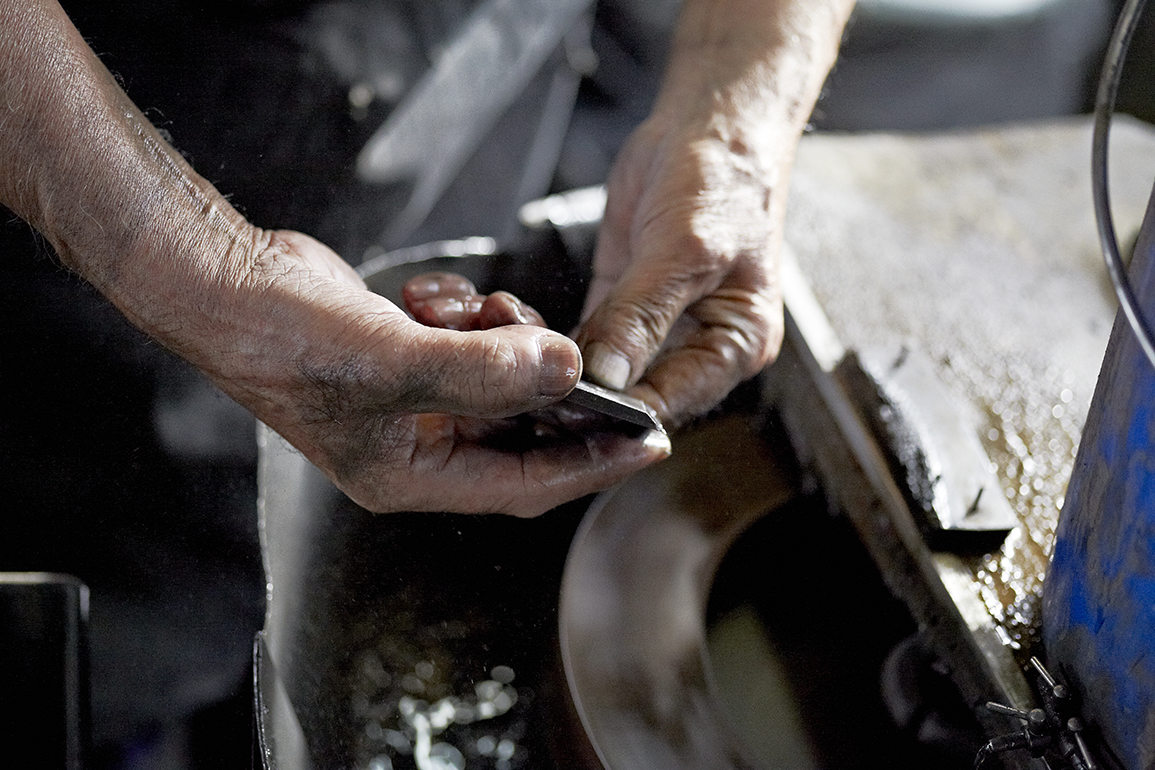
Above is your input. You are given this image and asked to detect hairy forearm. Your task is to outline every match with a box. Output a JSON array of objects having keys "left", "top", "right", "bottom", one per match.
[
  {"left": 0, "top": 1, "right": 672, "bottom": 516},
  {"left": 656, "top": 0, "right": 854, "bottom": 167},
  {"left": 0, "top": 0, "right": 260, "bottom": 348},
  {"left": 579, "top": 0, "right": 853, "bottom": 420}
]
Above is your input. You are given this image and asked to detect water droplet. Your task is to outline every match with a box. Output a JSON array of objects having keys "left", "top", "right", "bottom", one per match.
[
  {"left": 429, "top": 742, "right": 465, "bottom": 770},
  {"left": 476, "top": 680, "right": 502, "bottom": 701},
  {"left": 491, "top": 689, "right": 516, "bottom": 714},
  {"left": 368, "top": 755, "right": 393, "bottom": 770},
  {"left": 348, "top": 82, "right": 374, "bottom": 110},
  {"left": 491, "top": 665, "right": 516, "bottom": 684}
]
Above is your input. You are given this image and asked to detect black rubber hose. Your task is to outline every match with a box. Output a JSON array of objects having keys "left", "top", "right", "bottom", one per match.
[{"left": 1092, "top": 0, "right": 1155, "bottom": 370}]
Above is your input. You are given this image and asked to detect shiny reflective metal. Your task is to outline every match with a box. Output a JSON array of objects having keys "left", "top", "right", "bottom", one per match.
[
  {"left": 564, "top": 380, "right": 663, "bottom": 432},
  {"left": 1091, "top": 0, "right": 1155, "bottom": 371},
  {"left": 356, "top": 237, "right": 499, "bottom": 280},
  {"left": 975, "top": 658, "right": 1097, "bottom": 770},
  {"left": 560, "top": 414, "right": 797, "bottom": 770},
  {"left": 253, "top": 632, "right": 313, "bottom": 770}
]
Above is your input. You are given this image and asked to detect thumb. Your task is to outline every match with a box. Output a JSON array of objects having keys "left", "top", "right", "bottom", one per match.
[{"left": 394, "top": 321, "right": 583, "bottom": 418}]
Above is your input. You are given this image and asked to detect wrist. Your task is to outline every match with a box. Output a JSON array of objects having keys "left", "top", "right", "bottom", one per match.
[
  {"left": 1, "top": 1, "right": 260, "bottom": 339},
  {"left": 652, "top": 0, "right": 851, "bottom": 165}
]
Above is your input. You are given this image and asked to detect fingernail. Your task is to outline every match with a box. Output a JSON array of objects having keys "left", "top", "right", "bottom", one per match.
[
  {"left": 539, "top": 336, "right": 581, "bottom": 397},
  {"left": 584, "top": 342, "right": 631, "bottom": 390},
  {"left": 643, "top": 428, "right": 672, "bottom": 457},
  {"left": 508, "top": 298, "right": 533, "bottom": 325}
]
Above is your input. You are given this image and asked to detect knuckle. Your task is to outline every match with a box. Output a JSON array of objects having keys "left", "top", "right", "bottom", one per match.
[
  {"left": 595, "top": 294, "right": 677, "bottom": 364},
  {"left": 687, "top": 289, "right": 781, "bottom": 379},
  {"left": 474, "top": 335, "right": 527, "bottom": 403}
]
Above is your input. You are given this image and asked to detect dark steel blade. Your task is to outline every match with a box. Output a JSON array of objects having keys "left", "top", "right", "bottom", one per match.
[{"left": 564, "top": 380, "right": 663, "bottom": 432}]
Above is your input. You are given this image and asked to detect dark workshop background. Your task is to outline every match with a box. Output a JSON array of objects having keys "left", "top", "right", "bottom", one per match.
[{"left": 0, "top": 0, "right": 1145, "bottom": 767}]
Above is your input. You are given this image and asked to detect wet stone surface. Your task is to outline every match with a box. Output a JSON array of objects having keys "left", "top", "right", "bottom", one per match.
[
  {"left": 940, "top": 351, "right": 1086, "bottom": 656},
  {"left": 784, "top": 119, "right": 1155, "bottom": 660}
]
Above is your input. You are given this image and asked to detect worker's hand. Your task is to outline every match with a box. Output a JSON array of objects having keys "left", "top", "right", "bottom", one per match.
[
  {"left": 578, "top": 112, "right": 785, "bottom": 428},
  {"left": 193, "top": 237, "right": 669, "bottom": 517},
  {"left": 0, "top": 0, "right": 669, "bottom": 518},
  {"left": 576, "top": 0, "right": 853, "bottom": 428},
  {"left": 400, "top": 270, "right": 655, "bottom": 431}
]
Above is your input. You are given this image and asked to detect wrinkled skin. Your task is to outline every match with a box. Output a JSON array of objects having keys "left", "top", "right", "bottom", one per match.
[
  {"left": 576, "top": 0, "right": 854, "bottom": 428},
  {"left": 0, "top": 0, "right": 851, "bottom": 516},
  {"left": 578, "top": 114, "right": 785, "bottom": 427},
  {"left": 0, "top": 1, "right": 670, "bottom": 517},
  {"left": 199, "top": 237, "right": 672, "bottom": 516},
  {"left": 401, "top": 272, "right": 633, "bottom": 436}
]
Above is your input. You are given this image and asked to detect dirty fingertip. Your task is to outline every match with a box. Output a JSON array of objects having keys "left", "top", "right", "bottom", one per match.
[{"left": 538, "top": 335, "right": 582, "bottom": 397}]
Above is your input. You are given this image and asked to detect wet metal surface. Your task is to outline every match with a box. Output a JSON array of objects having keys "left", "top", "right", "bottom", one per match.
[
  {"left": 1043, "top": 167, "right": 1155, "bottom": 769},
  {"left": 256, "top": 238, "right": 610, "bottom": 770},
  {"left": 559, "top": 413, "right": 799, "bottom": 770},
  {"left": 783, "top": 118, "right": 1155, "bottom": 660},
  {"left": 252, "top": 120, "right": 1155, "bottom": 768},
  {"left": 562, "top": 380, "right": 664, "bottom": 432},
  {"left": 769, "top": 308, "right": 1038, "bottom": 759},
  {"left": 258, "top": 426, "right": 589, "bottom": 770}
]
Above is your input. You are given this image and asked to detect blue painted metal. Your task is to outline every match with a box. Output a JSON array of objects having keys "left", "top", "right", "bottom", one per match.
[{"left": 1043, "top": 184, "right": 1155, "bottom": 770}]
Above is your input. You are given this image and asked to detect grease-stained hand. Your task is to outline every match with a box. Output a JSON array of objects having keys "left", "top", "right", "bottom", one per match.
[
  {"left": 207, "top": 242, "right": 670, "bottom": 517},
  {"left": 0, "top": 0, "right": 668, "bottom": 519},
  {"left": 570, "top": 0, "right": 857, "bottom": 429},
  {"left": 401, "top": 269, "right": 668, "bottom": 431}
]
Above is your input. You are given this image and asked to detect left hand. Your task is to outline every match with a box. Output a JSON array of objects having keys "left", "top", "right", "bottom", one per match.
[
  {"left": 574, "top": 0, "right": 853, "bottom": 429},
  {"left": 575, "top": 110, "right": 785, "bottom": 428}
]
